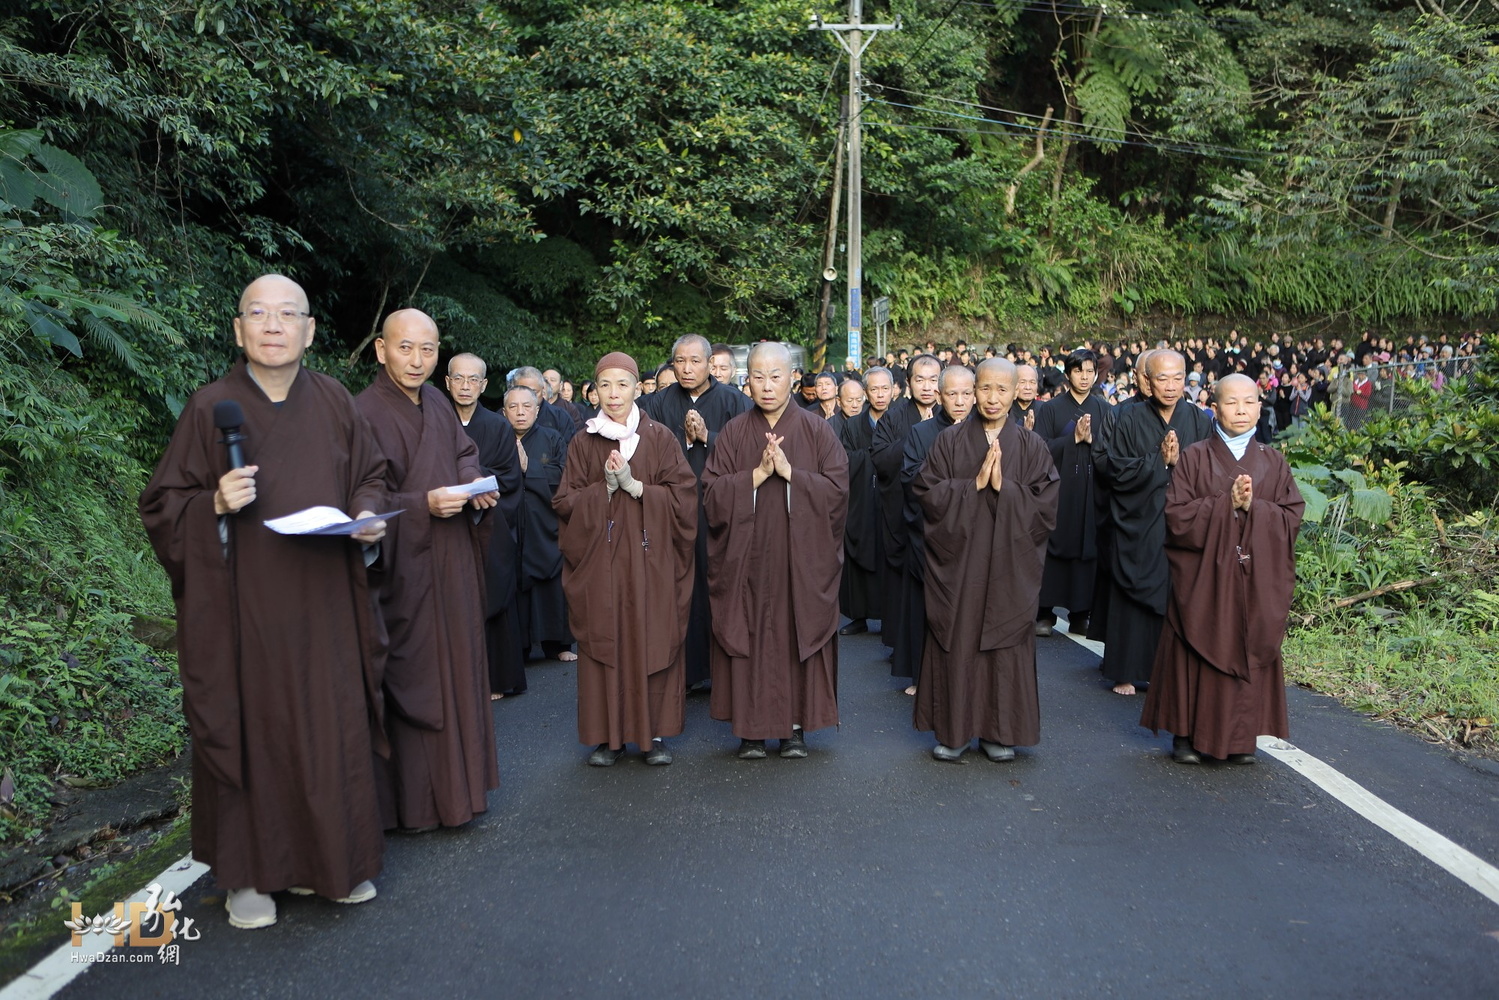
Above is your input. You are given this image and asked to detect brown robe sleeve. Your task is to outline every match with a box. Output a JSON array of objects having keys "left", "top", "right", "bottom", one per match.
[
  {"left": 916, "top": 419, "right": 1060, "bottom": 652},
  {"left": 139, "top": 393, "right": 246, "bottom": 789},
  {"left": 700, "top": 414, "right": 763, "bottom": 659},
  {"left": 357, "top": 378, "right": 487, "bottom": 730},
  {"left": 553, "top": 422, "right": 698, "bottom": 670},
  {"left": 636, "top": 425, "right": 700, "bottom": 671},
  {"left": 701, "top": 408, "right": 849, "bottom": 662},
  {"left": 1164, "top": 439, "right": 1304, "bottom": 679},
  {"left": 785, "top": 413, "right": 849, "bottom": 660}
]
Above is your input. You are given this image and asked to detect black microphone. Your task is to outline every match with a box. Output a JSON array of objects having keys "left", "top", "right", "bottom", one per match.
[{"left": 213, "top": 400, "right": 248, "bottom": 470}]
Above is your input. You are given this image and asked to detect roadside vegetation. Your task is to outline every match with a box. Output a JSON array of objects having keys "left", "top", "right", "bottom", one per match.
[{"left": 1282, "top": 344, "right": 1499, "bottom": 756}]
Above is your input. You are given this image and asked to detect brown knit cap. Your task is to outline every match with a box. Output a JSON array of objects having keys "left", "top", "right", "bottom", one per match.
[{"left": 595, "top": 351, "right": 640, "bottom": 380}]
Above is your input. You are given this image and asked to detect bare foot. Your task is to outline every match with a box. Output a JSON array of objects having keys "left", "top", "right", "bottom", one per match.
[
  {"left": 557, "top": 651, "right": 578, "bottom": 662},
  {"left": 490, "top": 693, "right": 505, "bottom": 702},
  {"left": 1111, "top": 683, "right": 1136, "bottom": 696},
  {"left": 904, "top": 685, "right": 917, "bottom": 696}
]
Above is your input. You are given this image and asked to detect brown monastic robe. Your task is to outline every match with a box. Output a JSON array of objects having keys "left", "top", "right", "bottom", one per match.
[
  {"left": 553, "top": 410, "right": 697, "bottom": 749},
  {"left": 914, "top": 417, "right": 1060, "bottom": 748},
  {"left": 1140, "top": 437, "right": 1303, "bottom": 758},
  {"left": 702, "top": 404, "right": 849, "bottom": 739},
  {"left": 356, "top": 375, "right": 498, "bottom": 829},
  {"left": 139, "top": 361, "right": 386, "bottom": 897}
]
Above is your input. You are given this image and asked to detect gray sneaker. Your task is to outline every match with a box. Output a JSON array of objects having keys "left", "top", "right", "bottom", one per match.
[{"left": 225, "top": 888, "right": 276, "bottom": 929}]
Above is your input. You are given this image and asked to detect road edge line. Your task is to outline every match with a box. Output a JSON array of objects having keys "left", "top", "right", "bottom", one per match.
[
  {"left": 1, "top": 853, "right": 209, "bottom": 1000},
  {"left": 1056, "top": 614, "right": 1499, "bottom": 910}
]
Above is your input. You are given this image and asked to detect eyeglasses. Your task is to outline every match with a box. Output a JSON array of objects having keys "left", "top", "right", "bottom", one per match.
[
  {"left": 447, "top": 375, "right": 486, "bottom": 386},
  {"left": 239, "top": 307, "right": 310, "bottom": 324}
]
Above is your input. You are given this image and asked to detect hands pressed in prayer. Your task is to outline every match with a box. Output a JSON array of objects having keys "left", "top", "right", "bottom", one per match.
[
  {"left": 684, "top": 409, "right": 708, "bottom": 446},
  {"left": 752, "top": 433, "right": 785, "bottom": 490},
  {"left": 605, "top": 450, "right": 623, "bottom": 495},
  {"left": 989, "top": 440, "right": 1004, "bottom": 492},
  {"left": 975, "top": 439, "right": 1003, "bottom": 491},
  {"left": 214, "top": 465, "right": 259, "bottom": 515},
  {"left": 1023, "top": 409, "right": 1035, "bottom": 432},
  {"left": 428, "top": 485, "right": 470, "bottom": 518},
  {"left": 1161, "top": 429, "right": 1180, "bottom": 468},
  {"left": 1074, "top": 413, "right": 1092, "bottom": 445},
  {"left": 350, "top": 511, "right": 387, "bottom": 544},
  {"left": 606, "top": 449, "right": 643, "bottom": 500},
  {"left": 1232, "top": 473, "right": 1253, "bottom": 512},
  {"left": 517, "top": 444, "right": 529, "bottom": 473},
  {"left": 771, "top": 435, "right": 792, "bottom": 481}
]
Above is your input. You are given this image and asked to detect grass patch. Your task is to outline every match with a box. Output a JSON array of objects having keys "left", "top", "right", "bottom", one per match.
[
  {"left": 0, "top": 817, "right": 191, "bottom": 985},
  {"left": 1284, "top": 608, "right": 1498, "bottom": 754}
]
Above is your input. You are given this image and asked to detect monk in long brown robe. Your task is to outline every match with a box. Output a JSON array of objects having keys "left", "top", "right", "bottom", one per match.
[
  {"left": 702, "top": 342, "right": 849, "bottom": 759},
  {"left": 140, "top": 274, "right": 387, "bottom": 929},
  {"left": 356, "top": 309, "right": 499, "bottom": 831},
  {"left": 554, "top": 352, "right": 697, "bottom": 766},
  {"left": 914, "top": 359, "right": 1059, "bottom": 762},
  {"left": 1141, "top": 374, "right": 1303, "bottom": 764}
]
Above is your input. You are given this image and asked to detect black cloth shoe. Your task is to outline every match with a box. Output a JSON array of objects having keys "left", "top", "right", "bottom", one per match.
[
  {"left": 645, "top": 739, "right": 673, "bottom": 766},
  {"left": 1068, "top": 612, "right": 1090, "bottom": 635},
  {"left": 1171, "top": 736, "right": 1202, "bottom": 765},
  {"left": 779, "top": 730, "right": 808, "bottom": 758},
  {"left": 979, "top": 740, "right": 1015, "bottom": 762},
  {"left": 587, "top": 744, "right": 624, "bottom": 767},
  {"left": 1226, "top": 752, "right": 1257, "bottom": 765},
  {"left": 1034, "top": 621, "right": 1054, "bottom": 637},
  {"left": 737, "top": 739, "right": 767, "bottom": 760},
  {"left": 838, "top": 619, "right": 868, "bottom": 636}
]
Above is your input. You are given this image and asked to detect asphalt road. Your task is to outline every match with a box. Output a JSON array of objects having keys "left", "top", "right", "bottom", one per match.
[{"left": 52, "top": 625, "right": 1499, "bottom": 998}]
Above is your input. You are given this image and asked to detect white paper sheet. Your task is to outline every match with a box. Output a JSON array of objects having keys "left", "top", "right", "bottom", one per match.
[
  {"left": 264, "top": 507, "right": 404, "bottom": 536},
  {"left": 442, "top": 475, "right": 499, "bottom": 498}
]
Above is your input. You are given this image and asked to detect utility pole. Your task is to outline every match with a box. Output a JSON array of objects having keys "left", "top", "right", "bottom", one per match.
[
  {"left": 812, "top": 99, "right": 847, "bottom": 371},
  {"left": 812, "top": 2, "right": 900, "bottom": 370}
]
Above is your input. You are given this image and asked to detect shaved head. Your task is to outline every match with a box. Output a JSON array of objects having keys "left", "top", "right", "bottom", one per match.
[
  {"left": 447, "top": 352, "right": 487, "bottom": 379},
  {"left": 1144, "top": 350, "right": 1183, "bottom": 380},
  {"left": 1213, "top": 372, "right": 1257, "bottom": 404},
  {"left": 747, "top": 341, "right": 791, "bottom": 370},
  {"left": 976, "top": 357, "right": 1018, "bottom": 386},
  {"left": 940, "top": 364, "right": 975, "bottom": 390}
]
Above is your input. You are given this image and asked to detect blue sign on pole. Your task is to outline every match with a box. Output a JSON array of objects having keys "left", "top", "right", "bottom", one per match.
[{"left": 848, "top": 286, "right": 861, "bottom": 366}]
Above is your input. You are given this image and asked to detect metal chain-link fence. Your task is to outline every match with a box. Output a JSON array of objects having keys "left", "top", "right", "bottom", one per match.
[{"left": 1325, "top": 356, "right": 1478, "bottom": 428}]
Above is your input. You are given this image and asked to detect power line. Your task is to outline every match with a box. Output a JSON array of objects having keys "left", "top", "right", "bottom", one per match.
[
  {"left": 957, "top": 0, "right": 1263, "bottom": 32},
  {"left": 878, "top": 83, "right": 1266, "bottom": 157},
  {"left": 895, "top": 0, "right": 967, "bottom": 72},
  {"left": 868, "top": 97, "right": 1267, "bottom": 160}
]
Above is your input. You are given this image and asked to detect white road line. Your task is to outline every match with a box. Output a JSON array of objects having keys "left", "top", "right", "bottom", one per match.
[
  {"left": 2, "top": 853, "right": 209, "bottom": 1000},
  {"left": 1057, "top": 616, "right": 1499, "bottom": 910},
  {"left": 1256, "top": 736, "right": 1499, "bottom": 907}
]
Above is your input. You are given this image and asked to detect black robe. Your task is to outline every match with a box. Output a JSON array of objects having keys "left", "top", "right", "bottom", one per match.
[
  {"left": 837, "top": 406, "right": 883, "bottom": 621},
  {"left": 891, "top": 409, "right": 956, "bottom": 682},
  {"left": 516, "top": 423, "right": 573, "bottom": 654},
  {"left": 538, "top": 398, "right": 577, "bottom": 444},
  {"left": 1095, "top": 400, "right": 1214, "bottom": 686},
  {"left": 870, "top": 397, "right": 933, "bottom": 648},
  {"left": 1033, "top": 391, "right": 1110, "bottom": 616},
  {"left": 455, "top": 404, "right": 525, "bottom": 695},
  {"left": 639, "top": 377, "right": 752, "bottom": 687}
]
